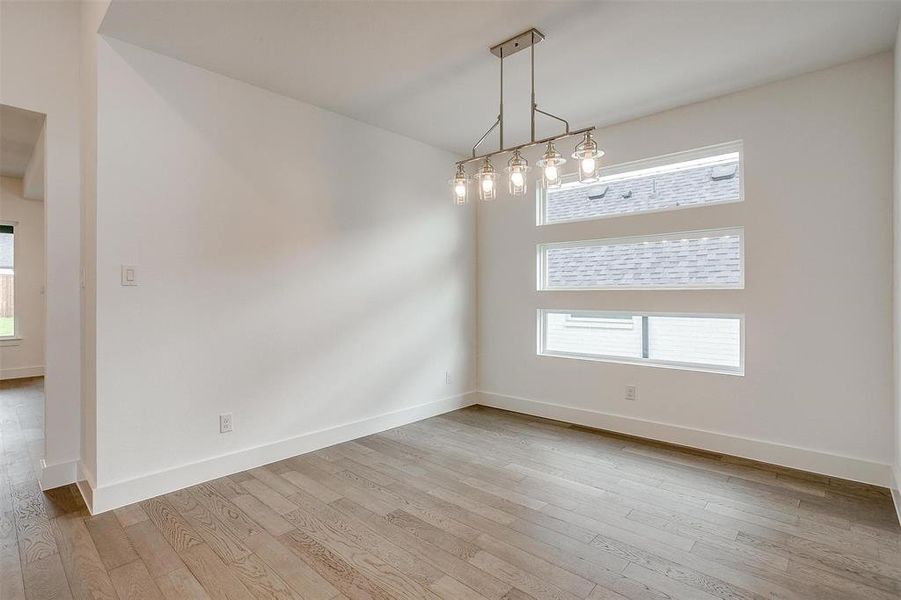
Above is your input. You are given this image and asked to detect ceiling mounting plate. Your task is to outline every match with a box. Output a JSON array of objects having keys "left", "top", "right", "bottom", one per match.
[{"left": 490, "top": 28, "right": 544, "bottom": 58}]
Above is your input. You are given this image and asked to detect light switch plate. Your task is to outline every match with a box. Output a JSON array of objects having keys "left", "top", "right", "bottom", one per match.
[{"left": 121, "top": 265, "right": 137, "bottom": 286}]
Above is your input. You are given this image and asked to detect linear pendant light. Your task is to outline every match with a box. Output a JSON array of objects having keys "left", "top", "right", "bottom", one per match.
[{"left": 450, "top": 28, "right": 603, "bottom": 203}]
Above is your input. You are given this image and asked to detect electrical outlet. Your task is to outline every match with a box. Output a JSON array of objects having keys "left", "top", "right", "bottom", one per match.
[
  {"left": 625, "top": 385, "right": 637, "bottom": 401},
  {"left": 445, "top": 370, "right": 453, "bottom": 385},
  {"left": 219, "top": 413, "right": 233, "bottom": 433}
]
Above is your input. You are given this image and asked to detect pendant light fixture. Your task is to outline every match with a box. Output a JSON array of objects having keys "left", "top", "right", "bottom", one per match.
[
  {"left": 449, "top": 28, "right": 604, "bottom": 202},
  {"left": 451, "top": 163, "right": 469, "bottom": 204},
  {"left": 506, "top": 149, "right": 530, "bottom": 196},
  {"left": 537, "top": 141, "right": 565, "bottom": 189},
  {"left": 477, "top": 158, "right": 497, "bottom": 201},
  {"left": 572, "top": 132, "right": 604, "bottom": 183}
]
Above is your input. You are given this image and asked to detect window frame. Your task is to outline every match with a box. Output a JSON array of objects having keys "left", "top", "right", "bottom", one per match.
[
  {"left": 0, "top": 221, "right": 17, "bottom": 341},
  {"left": 537, "top": 309, "right": 745, "bottom": 376},
  {"left": 537, "top": 227, "right": 745, "bottom": 291},
  {"left": 536, "top": 140, "right": 744, "bottom": 226}
]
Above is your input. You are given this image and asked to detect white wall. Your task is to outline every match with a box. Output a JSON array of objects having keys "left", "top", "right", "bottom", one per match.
[
  {"left": 79, "top": 0, "right": 110, "bottom": 507},
  {"left": 1, "top": 0, "right": 83, "bottom": 489},
  {"left": 0, "top": 177, "right": 45, "bottom": 379},
  {"left": 479, "top": 52, "right": 894, "bottom": 485},
  {"left": 90, "top": 39, "right": 476, "bottom": 511},
  {"left": 893, "top": 22, "right": 901, "bottom": 511}
]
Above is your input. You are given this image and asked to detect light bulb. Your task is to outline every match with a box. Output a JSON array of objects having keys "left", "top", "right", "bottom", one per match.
[
  {"left": 510, "top": 171, "right": 525, "bottom": 188},
  {"left": 454, "top": 183, "right": 466, "bottom": 198},
  {"left": 544, "top": 165, "right": 558, "bottom": 182},
  {"left": 481, "top": 177, "right": 494, "bottom": 193},
  {"left": 581, "top": 158, "right": 596, "bottom": 174}
]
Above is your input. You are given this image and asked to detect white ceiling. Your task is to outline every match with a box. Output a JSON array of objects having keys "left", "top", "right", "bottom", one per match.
[
  {"left": 0, "top": 104, "right": 45, "bottom": 179},
  {"left": 100, "top": 1, "right": 901, "bottom": 156}
]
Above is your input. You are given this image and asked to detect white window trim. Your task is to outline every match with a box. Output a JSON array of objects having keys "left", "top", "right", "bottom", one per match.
[
  {"left": 537, "top": 227, "right": 745, "bottom": 291},
  {"left": 0, "top": 220, "right": 16, "bottom": 341},
  {"left": 536, "top": 140, "right": 744, "bottom": 226},
  {"left": 537, "top": 309, "right": 745, "bottom": 376}
]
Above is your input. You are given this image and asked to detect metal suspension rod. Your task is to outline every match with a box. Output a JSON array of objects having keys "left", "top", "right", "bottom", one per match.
[
  {"left": 499, "top": 47, "right": 504, "bottom": 150},
  {"left": 471, "top": 117, "right": 501, "bottom": 158},
  {"left": 530, "top": 31, "right": 536, "bottom": 142},
  {"left": 534, "top": 107, "right": 570, "bottom": 134}
]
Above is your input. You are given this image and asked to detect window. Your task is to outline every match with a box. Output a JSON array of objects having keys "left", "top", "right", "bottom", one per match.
[
  {"left": 539, "top": 310, "right": 743, "bottom": 374},
  {"left": 538, "top": 141, "right": 741, "bottom": 225},
  {"left": 538, "top": 228, "right": 743, "bottom": 290},
  {"left": 0, "top": 224, "right": 13, "bottom": 338}
]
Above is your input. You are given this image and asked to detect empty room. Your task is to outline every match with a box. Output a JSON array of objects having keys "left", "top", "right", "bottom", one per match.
[{"left": 2, "top": 1, "right": 901, "bottom": 598}]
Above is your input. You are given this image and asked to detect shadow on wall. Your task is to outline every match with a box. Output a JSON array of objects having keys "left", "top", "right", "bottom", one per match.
[{"left": 94, "top": 39, "right": 475, "bottom": 481}]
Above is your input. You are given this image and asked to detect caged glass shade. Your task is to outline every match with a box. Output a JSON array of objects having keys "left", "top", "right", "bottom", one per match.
[
  {"left": 505, "top": 149, "right": 531, "bottom": 196},
  {"left": 450, "top": 164, "right": 469, "bottom": 204},
  {"left": 477, "top": 158, "right": 497, "bottom": 201},
  {"left": 537, "top": 141, "right": 566, "bottom": 189},
  {"left": 572, "top": 132, "right": 604, "bottom": 183}
]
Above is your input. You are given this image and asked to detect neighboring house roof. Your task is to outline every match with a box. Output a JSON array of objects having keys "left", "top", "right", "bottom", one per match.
[
  {"left": 546, "top": 159, "right": 740, "bottom": 223},
  {"left": 546, "top": 234, "right": 741, "bottom": 288}
]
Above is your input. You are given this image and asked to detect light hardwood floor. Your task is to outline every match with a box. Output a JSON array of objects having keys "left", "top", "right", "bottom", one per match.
[{"left": 2, "top": 377, "right": 900, "bottom": 599}]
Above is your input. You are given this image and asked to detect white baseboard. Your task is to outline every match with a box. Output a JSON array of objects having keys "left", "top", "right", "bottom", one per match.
[
  {"left": 478, "top": 391, "right": 893, "bottom": 488},
  {"left": 76, "top": 462, "right": 96, "bottom": 512},
  {"left": 1, "top": 365, "right": 44, "bottom": 380},
  {"left": 892, "top": 466, "right": 901, "bottom": 527},
  {"left": 39, "top": 458, "right": 78, "bottom": 490},
  {"left": 85, "top": 391, "right": 478, "bottom": 514}
]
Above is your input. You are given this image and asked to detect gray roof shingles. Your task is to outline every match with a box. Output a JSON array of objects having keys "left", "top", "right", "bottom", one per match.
[
  {"left": 546, "top": 159, "right": 740, "bottom": 224},
  {"left": 546, "top": 234, "right": 741, "bottom": 288}
]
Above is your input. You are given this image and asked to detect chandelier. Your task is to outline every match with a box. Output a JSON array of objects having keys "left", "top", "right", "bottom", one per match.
[{"left": 451, "top": 28, "right": 604, "bottom": 204}]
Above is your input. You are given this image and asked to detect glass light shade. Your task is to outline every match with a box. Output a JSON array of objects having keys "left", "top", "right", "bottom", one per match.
[
  {"left": 477, "top": 158, "right": 497, "bottom": 201},
  {"left": 506, "top": 150, "right": 531, "bottom": 196},
  {"left": 537, "top": 141, "right": 566, "bottom": 189},
  {"left": 450, "top": 164, "right": 468, "bottom": 204},
  {"left": 572, "top": 132, "right": 605, "bottom": 183}
]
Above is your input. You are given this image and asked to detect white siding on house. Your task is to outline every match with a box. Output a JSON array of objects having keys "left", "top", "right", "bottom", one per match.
[{"left": 541, "top": 310, "right": 742, "bottom": 372}]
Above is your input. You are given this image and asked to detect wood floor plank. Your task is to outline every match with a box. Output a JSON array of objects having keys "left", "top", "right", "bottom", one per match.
[
  {"left": 430, "top": 574, "right": 493, "bottom": 600},
  {"left": 231, "top": 494, "right": 295, "bottom": 537},
  {"left": 114, "top": 503, "right": 149, "bottom": 528},
  {"left": 21, "top": 552, "right": 73, "bottom": 600},
  {"left": 244, "top": 530, "right": 340, "bottom": 600},
  {"left": 109, "top": 559, "right": 165, "bottom": 600},
  {"left": 156, "top": 567, "right": 212, "bottom": 600},
  {"left": 229, "top": 552, "right": 304, "bottom": 600},
  {"left": 1, "top": 509, "right": 26, "bottom": 600},
  {"left": 278, "top": 529, "right": 397, "bottom": 600},
  {"left": 141, "top": 496, "right": 205, "bottom": 552},
  {"left": 280, "top": 491, "right": 444, "bottom": 599},
  {"left": 190, "top": 484, "right": 261, "bottom": 540},
  {"left": 335, "top": 499, "right": 512, "bottom": 600},
  {"left": 83, "top": 511, "right": 139, "bottom": 571},
  {"left": 51, "top": 514, "right": 118, "bottom": 600},
  {"left": 180, "top": 543, "right": 255, "bottom": 600},
  {"left": 167, "top": 488, "right": 251, "bottom": 563},
  {"left": 125, "top": 519, "right": 186, "bottom": 578}
]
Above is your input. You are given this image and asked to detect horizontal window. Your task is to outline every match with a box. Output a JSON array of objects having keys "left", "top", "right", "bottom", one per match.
[
  {"left": 538, "top": 228, "right": 743, "bottom": 290},
  {"left": 539, "top": 310, "right": 743, "bottom": 374},
  {"left": 539, "top": 141, "right": 742, "bottom": 225}
]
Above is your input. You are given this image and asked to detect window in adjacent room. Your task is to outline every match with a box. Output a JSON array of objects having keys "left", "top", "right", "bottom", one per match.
[
  {"left": 0, "top": 224, "right": 14, "bottom": 338},
  {"left": 538, "top": 309, "right": 743, "bottom": 375},
  {"left": 538, "top": 141, "right": 742, "bottom": 225}
]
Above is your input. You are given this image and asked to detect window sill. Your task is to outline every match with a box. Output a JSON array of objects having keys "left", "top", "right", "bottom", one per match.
[
  {"left": 0, "top": 337, "right": 23, "bottom": 347},
  {"left": 538, "top": 350, "right": 744, "bottom": 377}
]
